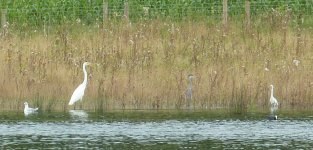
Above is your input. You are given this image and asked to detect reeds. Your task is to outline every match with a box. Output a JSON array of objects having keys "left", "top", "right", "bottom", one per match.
[{"left": 1, "top": 12, "right": 313, "bottom": 112}]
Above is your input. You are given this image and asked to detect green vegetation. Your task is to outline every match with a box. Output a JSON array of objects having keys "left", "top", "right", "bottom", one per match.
[
  {"left": 1, "top": 0, "right": 313, "bottom": 28},
  {"left": 0, "top": 1, "right": 313, "bottom": 112}
]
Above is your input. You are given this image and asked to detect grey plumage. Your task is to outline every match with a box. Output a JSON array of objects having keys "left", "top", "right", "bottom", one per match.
[{"left": 185, "top": 74, "right": 194, "bottom": 108}]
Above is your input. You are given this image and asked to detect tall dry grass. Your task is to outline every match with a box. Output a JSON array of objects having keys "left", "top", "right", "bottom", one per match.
[{"left": 1, "top": 14, "right": 313, "bottom": 112}]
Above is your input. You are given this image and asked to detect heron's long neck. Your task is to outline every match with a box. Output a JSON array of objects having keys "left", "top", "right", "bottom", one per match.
[
  {"left": 188, "top": 78, "right": 192, "bottom": 89},
  {"left": 270, "top": 87, "right": 274, "bottom": 97},
  {"left": 82, "top": 64, "right": 88, "bottom": 85}
]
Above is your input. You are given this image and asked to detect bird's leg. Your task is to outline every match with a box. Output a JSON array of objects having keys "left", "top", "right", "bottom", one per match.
[
  {"left": 186, "top": 98, "right": 189, "bottom": 109},
  {"left": 188, "top": 99, "right": 192, "bottom": 109},
  {"left": 270, "top": 105, "right": 278, "bottom": 115},
  {"left": 79, "top": 102, "right": 83, "bottom": 110},
  {"left": 191, "top": 99, "right": 196, "bottom": 110}
]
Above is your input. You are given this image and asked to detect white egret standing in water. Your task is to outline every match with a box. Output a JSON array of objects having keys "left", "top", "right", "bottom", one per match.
[
  {"left": 185, "top": 74, "right": 194, "bottom": 108},
  {"left": 68, "top": 62, "right": 91, "bottom": 105},
  {"left": 24, "top": 102, "right": 38, "bottom": 116},
  {"left": 269, "top": 84, "right": 279, "bottom": 117},
  {"left": 269, "top": 84, "right": 279, "bottom": 107}
]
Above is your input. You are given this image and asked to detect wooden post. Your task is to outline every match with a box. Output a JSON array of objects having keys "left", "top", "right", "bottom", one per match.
[
  {"left": 103, "top": 0, "right": 108, "bottom": 22},
  {"left": 296, "top": 14, "right": 302, "bottom": 56},
  {"left": 1, "top": 9, "right": 7, "bottom": 28},
  {"left": 124, "top": 1, "right": 129, "bottom": 21},
  {"left": 222, "top": 0, "right": 228, "bottom": 27},
  {"left": 143, "top": 7, "right": 149, "bottom": 17},
  {"left": 245, "top": 1, "right": 251, "bottom": 31}
]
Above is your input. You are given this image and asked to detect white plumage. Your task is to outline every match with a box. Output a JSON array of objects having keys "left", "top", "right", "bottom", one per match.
[
  {"left": 269, "top": 84, "right": 279, "bottom": 107},
  {"left": 68, "top": 62, "right": 91, "bottom": 105},
  {"left": 24, "top": 102, "right": 38, "bottom": 116}
]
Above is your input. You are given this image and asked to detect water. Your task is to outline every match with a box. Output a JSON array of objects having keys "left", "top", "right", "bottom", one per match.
[{"left": 1, "top": 110, "right": 313, "bottom": 149}]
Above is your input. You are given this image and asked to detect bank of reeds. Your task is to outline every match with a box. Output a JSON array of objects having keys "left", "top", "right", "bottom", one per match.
[{"left": 1, "top": 14, "right": 313, "bottom": 112}]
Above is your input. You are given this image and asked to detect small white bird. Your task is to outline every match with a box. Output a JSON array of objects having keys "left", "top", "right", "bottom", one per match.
[
  {"left": 293, "top": 59, "right": 300, "bottom": 67},
  {"left": 269, "top": 84, "right": 279, "bottom": 108},
  {"left": 68, "top": 62, "right": 91, "bottom": 105},
  {"left": 24, "top": 102, "right": 38, "bottom": 116}
]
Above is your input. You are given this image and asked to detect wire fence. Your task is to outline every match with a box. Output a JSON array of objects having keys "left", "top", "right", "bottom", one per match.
[{"left": 1, "top": 0, "right": 313, "bottom": 28}]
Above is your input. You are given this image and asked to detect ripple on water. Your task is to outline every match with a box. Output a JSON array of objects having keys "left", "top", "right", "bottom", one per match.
[{"left": 0, "top": 118, "right": 313, "bottom": 149}]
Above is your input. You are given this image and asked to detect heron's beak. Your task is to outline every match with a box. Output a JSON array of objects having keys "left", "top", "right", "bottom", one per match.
[{"left": 90, "top": 63, "right": 101, "bottom": 67}]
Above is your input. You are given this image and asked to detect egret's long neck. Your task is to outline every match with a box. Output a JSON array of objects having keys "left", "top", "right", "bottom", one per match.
[
  {"left": 270, "top": 87, "right": 274, "bottom": 97},
  {"left": 82, "top": 64, "right": 88, "bottom": 85},
  {"left": 25, "top": 104, "right": 28, "bottom": 109}
]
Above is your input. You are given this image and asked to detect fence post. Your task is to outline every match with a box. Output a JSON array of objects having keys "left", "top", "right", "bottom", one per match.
[
  {"left": 103, "top": 0, "right": 108, "bottom": 22},
  {"left": 143, "top": 7, "right": 149, "bottom": 17},
  {"left": 245, "top": 1, "right": 251, "bottom": 31},
  {"left": 124, "top": 1, "right": 129, "bottom": 21},
  {"left": 222, "top": 0, "right": 228, "bottom": 28},
  {"left": 1, "top": 9, "right": 7, "bottom": 28},
  {"left": 296, "top": 14, "right": 302, "bottom": 56}
]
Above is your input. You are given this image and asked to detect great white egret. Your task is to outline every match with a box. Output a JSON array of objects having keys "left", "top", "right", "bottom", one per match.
[
  {"left": 68, "top": 62, "right": 91, "bottom": 105},
  {"left": 24, "top": 102, "right": 38, "bottom": 116},
  {"left": 268, "top": 85, "right": 279, "bottom": 120},
  {"left": 185, "top": 74, "right": 194, "bottom": 108},
  {"left": 269, "top": 84, "right": 279, "bottom": 107}
]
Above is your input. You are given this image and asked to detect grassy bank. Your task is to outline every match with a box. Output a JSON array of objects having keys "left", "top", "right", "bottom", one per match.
[{"left": 1, "top": 14, "right": 313, "bottom": 112}]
